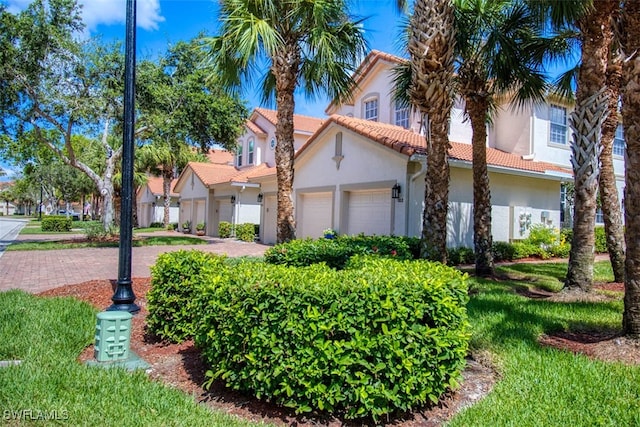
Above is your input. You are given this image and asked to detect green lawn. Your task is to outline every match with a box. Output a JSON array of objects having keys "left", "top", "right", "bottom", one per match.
[
  {"left": 8, "top": 235, "right": 207, "bottom": 251},
  {"left": 0, "top": 290, "right": 270, "bottom": 427},
  {"left": 1, "top": 260, "right": 637, "bottom": 426},
  {"left": 450, "top": 261, "right": 639, "bottom": 426}
]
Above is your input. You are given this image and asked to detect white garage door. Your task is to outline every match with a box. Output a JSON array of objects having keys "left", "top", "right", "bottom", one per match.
[
  {"left": 347, "top": 190, "right": 392, "bottom": 236},
  {"left": 299, "top": 192, "right": 333, "bottom": 238}
]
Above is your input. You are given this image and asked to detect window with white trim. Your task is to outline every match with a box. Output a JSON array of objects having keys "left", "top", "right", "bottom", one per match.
[
  {"left": 364, "top": 98, "right": 379, "bottom": 121},
  {"left": 614, "top": 123, "right": 625, "bottom": 156},
  {"left": 236, "top": 144, "right": 243, "bottom": 167},
  {"left": 248, "top": 139, "right": 255, "bottom": 164},
  {"left": 394, "top": 103, "right": 410, "bottom": 129},
  {"left": 549, "top": 104, "right": 567, "bottom": 145}
]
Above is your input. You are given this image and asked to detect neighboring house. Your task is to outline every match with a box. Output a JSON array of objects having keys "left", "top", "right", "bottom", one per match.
[
  {"left": 290, "top": 50, "right": 588, "bottom": 247},
  {"left": 136, "top": 176, "right": 180, "bottom": 227},
  {"left": 173, "top": 111, "right": 324, "bottom": 239}
]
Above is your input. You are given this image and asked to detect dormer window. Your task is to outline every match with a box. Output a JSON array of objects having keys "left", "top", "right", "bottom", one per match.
[
  {"left": 236, "top": 144, "right": 243, "bottom": 167},
  {"left": 614, "top": 123, "right": 625, "bottom": 156},
  {"left": 549, "top": 104, "right": 567, "bottom": 145},
  {"left": 394, "top": 103, "right": 410, "bottom": 129},
  {"left": 364, "top": 98, "right": 379, "bottom": 122},
  {"left": 248, "top": 139, "right": 255, "bottom": 164}
]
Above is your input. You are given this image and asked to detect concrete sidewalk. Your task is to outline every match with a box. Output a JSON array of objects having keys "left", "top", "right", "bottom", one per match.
[{"left": 0, "top": 234, "right": 269, "bottom": 293}]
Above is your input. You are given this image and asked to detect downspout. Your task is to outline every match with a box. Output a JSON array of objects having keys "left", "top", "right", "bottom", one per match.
[{"left": 406, "top": 154, "right": 427, "bottom": 235}]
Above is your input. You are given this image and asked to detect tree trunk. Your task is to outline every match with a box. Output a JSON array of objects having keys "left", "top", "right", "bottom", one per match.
[
  {"left": 272, "top": 43, "right": 300, "bottom": 243},
  {"left": 564, "top": 2, "right": 615, "bottom": 292},
  {"left": 465, "top": 94, "right": 494, "bottom": 277},
  {"left": 163, "top": 171, "right": 172, "bottom": 227},
  {"left": 408, "top": 0, "right": 456, "bottom": 263},
  {"left": 599, "top": 41, "right": 625, "bottom": 283},
  {"left": 100, "top": 180, "right": 115, "bottom": 230},
  {"left": 621, "top": 0, "right": 640, "bottom": 338}
]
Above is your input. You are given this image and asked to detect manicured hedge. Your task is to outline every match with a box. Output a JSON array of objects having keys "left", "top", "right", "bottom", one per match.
[
  {"left": 41, "top": 215, "right": 72, "bottom": 232},
  {"left": 195, "top": 256, "right": 470, "bottom": 420},
  {"left": 146, "top": 250, "right": 229, "bottom": 343},
  {"left": 264, "top": 235, "right": 413, "bottom": 269}
]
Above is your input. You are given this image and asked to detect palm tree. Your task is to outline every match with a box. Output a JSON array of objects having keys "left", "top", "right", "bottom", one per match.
[
  {"left": 620, "top": 0, "right": 640, "bottom": 338},
  {"left": 201, "top": 0, "right": 367, "bottom": 243},
  {"left": 137, "top": 141, "right": 205, "bottom": 227},
  {"left": 453, "top": 0, "right": 550, "bottom": 277},
  {"left": 599, "top": 37, "right": 625, "bottom": 283},
  {"left": 531, "top": 0, "right": 619, "bottom": 292},
  {"left": 396, "top": 0, "right": 457, "bottom": 263}
]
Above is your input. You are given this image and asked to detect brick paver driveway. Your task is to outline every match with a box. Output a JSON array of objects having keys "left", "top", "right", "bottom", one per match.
[{"left": 0, "top": 233, "right": 269, "bottom": 293}]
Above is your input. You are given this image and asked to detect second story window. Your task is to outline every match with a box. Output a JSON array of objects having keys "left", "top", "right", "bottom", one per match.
[
  {"left": 614, "top": 123, "right": 625, "bottom": 156},
  {"left": 394, "top": 103, "right": 410, "bottom": 129},
  {"left": 549, "top": 104, "right": 567, "bottom": 145},
  {"left": 236, "top": 144, "right": 243, "bottom": 167},
  {"left": 248, "top": 139, "right": 255, "bottom": 164},
  {"left": 364, "top": 98, "right": 378, "bottom": 121}
]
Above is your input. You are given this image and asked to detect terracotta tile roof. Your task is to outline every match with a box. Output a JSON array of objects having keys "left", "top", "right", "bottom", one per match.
[
  {"left": 206, "top": 149, "right": 234, "bottom": 165},
  {"left": 188, "top": 161, "right": 240, "bottom": 186},
  {"left": 245, "top": 119, "right": 267, "bottom": 137},
  {"left": 298, "top": 115, "right": 572, "bottom": 177},
  {"left": 146, "top": 176, "right": 179, "bottom": 197},
  {"left": 246, "top": 163, "right": 276, "bottom": 179},
  {"left": 254, "top": 107, "right": 324, "bottom": 134}
]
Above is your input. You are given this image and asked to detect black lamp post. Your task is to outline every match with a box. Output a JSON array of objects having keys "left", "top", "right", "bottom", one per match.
[{"left": 108, "top": 0, "right": 139, "bottom": 313}]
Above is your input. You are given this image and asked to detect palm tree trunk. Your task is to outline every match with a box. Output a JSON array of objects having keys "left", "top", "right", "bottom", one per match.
[
  {"left": 408, "top": 0, "right": 456, "bottom": 263},
  {"left": 621, "top": 0, "right": 640, "bottom": 338},
  {"left": 272, "top": 44, "right": 300, "bottom": 243},
  {"left": 465, "top": 94, "right": 494, "bottom": 277},
  {"left": 600, "top": 49, "right": 625, "bottom": 283},
  {"left": 564, "top": 2, "right": 615, "bottom": 292}
]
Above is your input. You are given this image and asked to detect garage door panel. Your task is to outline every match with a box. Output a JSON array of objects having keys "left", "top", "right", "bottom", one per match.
[
  {"left": 347, "top": 190, "right": 391, "bottom": 235},
  {"left": 299, "top": 193, "right": 332, "bottom": 238}
]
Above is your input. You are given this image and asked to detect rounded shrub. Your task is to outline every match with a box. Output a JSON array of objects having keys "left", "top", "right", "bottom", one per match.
[
  {"left": 146, "top": 250, "right": 228, "bottom": 343},
  {"left": 195, "top": 256, "right": 470, "bottom": 420}
]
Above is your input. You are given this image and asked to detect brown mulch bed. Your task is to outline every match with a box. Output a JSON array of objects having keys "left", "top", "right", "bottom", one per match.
[
  {"left": 515, "top": 281, "right": 640, "bottom": 366},
  {"left": 38, "top": 278, "right": 497, "bottom": 427}
]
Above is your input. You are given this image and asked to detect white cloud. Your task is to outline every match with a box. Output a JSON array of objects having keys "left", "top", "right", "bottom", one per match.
[{"left": 6, "top": 0, "right": 165, "bottom": 31}]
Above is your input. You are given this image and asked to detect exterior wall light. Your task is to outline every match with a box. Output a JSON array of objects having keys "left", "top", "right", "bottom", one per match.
[
  {"left": 257, "top": 193, "right": 264, "bottom": 203},
  {"left": 231, "top": 195, "right": 236, "bottom": 204},
  {"left": 392, "top": 183, "right": 402, "bottom": 200}
]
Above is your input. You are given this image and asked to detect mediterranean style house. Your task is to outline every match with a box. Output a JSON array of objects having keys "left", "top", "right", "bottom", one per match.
[
  {"left": 172, "top": 50, "right": 625, "bottom": 246},
  {"left": 137, "top": 176, "right": 179, "bottom": 228}
]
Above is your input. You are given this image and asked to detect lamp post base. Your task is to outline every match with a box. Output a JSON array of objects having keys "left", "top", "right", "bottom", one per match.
[{"left": 107, "top": 280, "right": 140, "bottom": 313}]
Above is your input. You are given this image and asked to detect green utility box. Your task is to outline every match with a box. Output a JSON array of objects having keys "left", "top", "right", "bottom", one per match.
[{"left": 94, "top": 311, "right": 133, "bottom": 362}]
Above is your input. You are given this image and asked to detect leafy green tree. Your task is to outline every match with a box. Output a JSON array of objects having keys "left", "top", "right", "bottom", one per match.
[
  {"left": 0, "top": 1, "right": 128, "bottom": 229},
  {"left": 136, "top": 38, "right": 247, "bottom": 227},
  {"left": 201, "top": 0, "right": 368, "bottom": 243}
]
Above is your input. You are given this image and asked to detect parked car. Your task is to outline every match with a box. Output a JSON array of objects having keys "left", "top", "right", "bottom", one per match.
[{"left": 57, "top": 209, "right": 80, "bottom": 220}]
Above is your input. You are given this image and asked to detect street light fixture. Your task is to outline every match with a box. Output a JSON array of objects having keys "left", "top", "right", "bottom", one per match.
[{"left": 108, "top": 0, "right": 139, "bottom": 313}]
